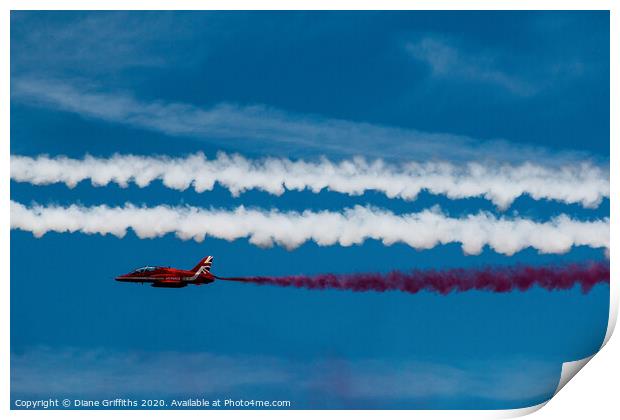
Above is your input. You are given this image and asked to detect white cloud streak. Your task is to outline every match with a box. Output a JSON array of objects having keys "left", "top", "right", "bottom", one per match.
[
  {"left": 11, "top": 77, "right": 597, "bottom": 164},
  {"left": 10, "top": 153, "right": 609, "bottom": 209},
  {"left": 407, "top": 37, "right": 536, "bottom": 96},
  {"left": 10, "top": 201, "right": 609, "bottom": 255},
  {"left": 406, "top": 36, "right": 587, "bottom": 97}
]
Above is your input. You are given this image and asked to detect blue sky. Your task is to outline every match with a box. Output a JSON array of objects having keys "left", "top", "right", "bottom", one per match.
[{"left": 10, "top": 11, "right": 609, "bottom": 409}]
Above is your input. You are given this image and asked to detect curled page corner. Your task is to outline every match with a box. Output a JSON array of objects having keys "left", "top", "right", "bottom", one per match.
[
  {"left": 554, "top": 355, "right": 595, "bottom": 396},
  {"left": 495, "top": 401, "right": 548, "bottom": 418},
  {"left": 553, "top": 283, "right": 616, "bottom": 398},
  {"left": 497, "top": 351, "right": 600, "bottom": 418}
]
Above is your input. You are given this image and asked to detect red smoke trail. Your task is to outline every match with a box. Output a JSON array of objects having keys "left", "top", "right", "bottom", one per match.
[{"left": 217, "top": 262, "right": 609, "bottom": 295}]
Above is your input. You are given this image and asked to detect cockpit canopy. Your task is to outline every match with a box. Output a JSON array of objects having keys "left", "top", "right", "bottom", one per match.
[{"left": 131, "top": 266, "right": 157, "bottom": 274}]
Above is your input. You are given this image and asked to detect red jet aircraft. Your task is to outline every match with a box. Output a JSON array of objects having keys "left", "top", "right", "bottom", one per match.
[{"left": 115, "top": 256, "right": 217, "bottom": 288}]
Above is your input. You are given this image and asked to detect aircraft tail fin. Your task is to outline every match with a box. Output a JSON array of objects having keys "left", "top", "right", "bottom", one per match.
[{"left": 191, "top": 256, "right": 213, "bottom": 274}]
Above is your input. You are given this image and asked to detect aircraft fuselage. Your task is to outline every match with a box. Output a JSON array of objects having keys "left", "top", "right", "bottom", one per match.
[{"left": 115, "top": 257, "right": 216, "bottom": 288}]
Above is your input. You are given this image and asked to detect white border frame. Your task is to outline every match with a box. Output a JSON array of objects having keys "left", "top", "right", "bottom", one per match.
[{"left": 2, "top": 1, "right": 616, "bottom": 419}]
